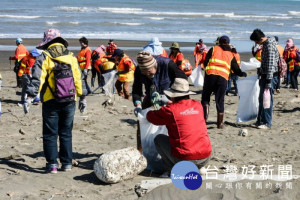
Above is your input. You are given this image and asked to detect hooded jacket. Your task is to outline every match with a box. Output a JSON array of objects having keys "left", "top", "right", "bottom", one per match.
[{"left": 26, "top": 43, "right": 85, "bottom": 102}]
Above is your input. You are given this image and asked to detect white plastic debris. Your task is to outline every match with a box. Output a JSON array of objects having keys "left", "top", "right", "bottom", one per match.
[{"left": 94, "top": 147, "right": 147, "bottom": 183}]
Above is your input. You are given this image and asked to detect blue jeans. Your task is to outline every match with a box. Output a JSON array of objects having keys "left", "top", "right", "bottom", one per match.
[
  {"left": 226, "top": 74, "right": 239, "bottom": 94},
  {"left": 42, "top": 100, "right": 75, "bottom": 167},
  {"left": 272, "top": 75, "right": 280, "bottom": 91},
  {"left": 257, "top": 77, "right": 273, "bottom": 128}
]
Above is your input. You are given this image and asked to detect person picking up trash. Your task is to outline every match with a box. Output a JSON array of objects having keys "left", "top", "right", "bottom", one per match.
[
  {"left": 132, "top": 51, "right": 187, "bottom": 114},
  {"left": 146, "top": 78, "right": 212, "bottom": 173}
]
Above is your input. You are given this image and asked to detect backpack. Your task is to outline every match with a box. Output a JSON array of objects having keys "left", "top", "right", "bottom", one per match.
[
  {"left": 278, "top": 57, "right": 287, "bottom": 78},
  {"left": 48, "top": 61, "right": 76, "bottom": 103}
]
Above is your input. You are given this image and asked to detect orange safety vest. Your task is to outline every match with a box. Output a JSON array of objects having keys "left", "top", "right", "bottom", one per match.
[
  {"left": 255, "top": 48, "right": 262, "bottom": 62},
  {"left": 170, "top": 52, "right": 192, "bottom": 75},
  {"left": 116, "top": 55, "right": 135, "bottom": 82},
  {"left": 77, "top": 47, "right": 92, "bottom": 70},
  {"left": 159, "top": 49, "right": 168, "bottom": 58},
  {"left": 287, "top": 46, "right": 299, "bottom": 71},
  {"left": 93, "top": 57, "right": 109, "bottom": 73},
  {"left": 18, "top": 54, "right": 36, "bottom": 77},
  {"left": 169, "top": 52, "right": 183, "bottom": 63},
  {"left": 16, "top": 44, "right": 29, "bottom": 62},
  {"left": 179, "top": 59, "right": 193, "bottom": 76},
  {"left": 276, "top": 45, "right": 284, "bottom": 58},
  {"left": 205, "top": 45, "right": 233, "bottom": 81}
]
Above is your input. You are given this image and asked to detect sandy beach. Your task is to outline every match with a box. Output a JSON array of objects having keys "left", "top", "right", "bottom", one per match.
[{"left": 0, "top": 39, "right": 299, "bottom": 200}]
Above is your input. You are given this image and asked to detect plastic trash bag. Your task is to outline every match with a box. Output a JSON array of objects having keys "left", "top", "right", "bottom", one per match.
[
  {"left": 236, "top": 75, "right": 260, "bottom": 122},
  {"left": 263, "top": 89, "right": 271, "bottom": 109},
  {"left": 102, "top": 70, "right": 117, "bottom": 96},
  {"left": 189, "top": 66, "right": 204, "bottom": 87},
  {"left": 241, "top": 58, "right": 261, "bottom": 71},
  {"left": 138, "top": 108, "right": 168, "bottom": 173}
]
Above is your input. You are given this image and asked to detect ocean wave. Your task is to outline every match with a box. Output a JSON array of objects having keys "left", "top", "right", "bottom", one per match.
[
  {"left": 107, "top": 22, "right": 143, "bottom": 26},
  {"left": 148, "top": 17, "right": 164, "bottom": 20},
  {"left": 97, "top": 7, "right": 142, "bottom": 12},
  {"left": 294, "top": 24, "right": 300, "bottom": 27},
  {"left": 243, "top": 18, "right": 267, "bottom": 22},
  {"left": 54, "top": 6, "right": 97, "bottom": 12},
  {"left": 46, "top": 21, "right": 80, "bottom": 25},
  {"left": 54, "top": 6, "right": 142, "bottom": 13},
  {"left": 288, "top": 11, "right": 300, "bottom": 16},
  {"left": 229, "top": 14, "right": 292, "bottom": 19},
  {"left": 0, "top": 14, "right": 40, "bottom": 19}
]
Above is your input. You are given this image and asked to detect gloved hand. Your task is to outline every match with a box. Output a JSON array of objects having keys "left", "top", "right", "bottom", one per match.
[
  {"left": 91, "top": 77, "right": 95, "bottom": 87},
  {"left": 152, "top": 92, "right": 169, "bottom": 105},
  {"left": 241, "top": 72, "right": 247, "bottom": 77},
  {"left": 9, "top": 57, "right": 13, "bottom": 60},
  {"left": 134, "top": 105, "right": 142, "bottom": 117},
  {"left": 23, "top": 97, "right": 32, "bottom": 114},
  {"left": 78, "top": 98, "right": 87, "bottom": 113},
  {"left": 83, "top": 69, "right": 88, "bottom": 77}
]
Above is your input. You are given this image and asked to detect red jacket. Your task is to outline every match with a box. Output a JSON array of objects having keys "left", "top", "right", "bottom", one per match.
[{"left": 147, "top": 99, "right": 212, "bottom": 160}]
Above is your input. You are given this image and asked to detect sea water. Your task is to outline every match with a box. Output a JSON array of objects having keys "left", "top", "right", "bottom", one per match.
[{"left": 0, "top": 0, "right": 299, "bottom": 52}]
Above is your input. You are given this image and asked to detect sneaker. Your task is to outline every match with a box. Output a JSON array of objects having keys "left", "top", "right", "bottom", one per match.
[
  {"left": 250, "top": 122, "right": 259, "bottom": 128},
  {"left": 61, "top": 164, "right": 72, "bottom": 171},
  {"left": 276, "top": 89, "right": 280, "bottom": 93},
  {"left": 32, "top": 97, "right": 40, "bottom": 105},
  {"left": 46, "top": 164, "right": 58, "bottom": 174},
  {"left": 257, "top": 124, "right": 270, "bottom": 130}
]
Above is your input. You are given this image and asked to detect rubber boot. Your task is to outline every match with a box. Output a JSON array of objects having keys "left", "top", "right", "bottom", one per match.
[
  {"left": 217, "top": 112, "right": 224, "bottom": 129},
  {"left": 203, "top": 104, "right": 209, "bottom": 123}
]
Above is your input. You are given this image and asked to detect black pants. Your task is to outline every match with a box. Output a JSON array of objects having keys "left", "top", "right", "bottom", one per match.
[
  {"left": 290, "top": 65, "right": 300, "bottom": 90},
  {"left": 201, "top": 74, "right": 227, "bottom": 113}
]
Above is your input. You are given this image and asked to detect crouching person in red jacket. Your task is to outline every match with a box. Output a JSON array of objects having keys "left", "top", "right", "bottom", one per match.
[{"left": 146, "top": 78, "right": 212, "bottom": 172}]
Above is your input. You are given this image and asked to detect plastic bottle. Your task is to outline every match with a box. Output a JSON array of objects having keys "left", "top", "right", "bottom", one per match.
[{"left": 263, "top": 89, "right": 270, "bottom": 109}]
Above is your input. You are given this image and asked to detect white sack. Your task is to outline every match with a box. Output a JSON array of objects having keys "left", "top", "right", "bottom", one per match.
[
  {"left": 189, "top": 67, "right": 204, "bottom": 87},
  {"left": 102, "top": 70, "right": 117, "bottom": 96},
  {"left": 138, "top": 109, "right": 168, "bottom": 173},
  {"left": 241, "top": 58, "right": 261, "bottom": 71},
  {"left": 94, "top": 147, "right": 147, "bottom": 183},
  {"left": 236, "top": 75, "right": 260, "bottom": 123}
]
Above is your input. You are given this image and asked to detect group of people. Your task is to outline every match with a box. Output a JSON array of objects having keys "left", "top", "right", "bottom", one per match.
[{"left": 6, "top": 28, "right": 299, "bottom": 175}]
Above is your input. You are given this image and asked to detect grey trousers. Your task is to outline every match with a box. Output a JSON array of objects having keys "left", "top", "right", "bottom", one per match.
[
  {"left": 21, "top": 75, "right": 31, "bottom": 102},
  {"left": 154, "top": 134, "right": 211, "bottom": 172}
]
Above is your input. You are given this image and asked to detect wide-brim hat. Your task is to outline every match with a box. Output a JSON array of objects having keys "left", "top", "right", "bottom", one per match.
[
  {"left": 36, "top": 29, "right": 68, "bottom": 49},
  {"left": 170, "top": 42, "right": 180, "bottom": 49},
  {"left": 148, "top": 37, "right": 162, "bottom": 46},
  {"left": 164, "top": 78, "right": 195, "bottom": 98}
]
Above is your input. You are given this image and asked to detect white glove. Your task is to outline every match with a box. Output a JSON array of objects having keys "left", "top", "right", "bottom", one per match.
[
  {"left": 23, "top": 97, "right": 33, "bottom": 114},
  {"left": 78, "top": 98, "right": 87, "bottom": 113},
  {"left": 152, "top": 92, "right": 169, "bottom": 105}
]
